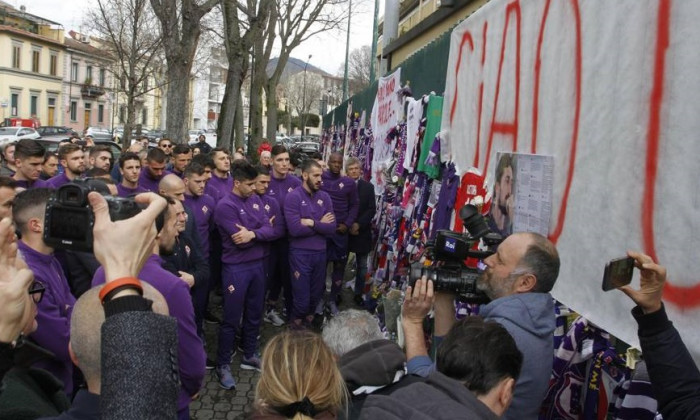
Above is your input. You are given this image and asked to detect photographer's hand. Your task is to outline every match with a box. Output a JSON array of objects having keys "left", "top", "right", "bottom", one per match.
[
  {"left": 89, "top": 192, "right": 167, "bottom": 283},
  {"left": 402, "top": 276, "right": 434, "bottom": 360},
  {"left": 0, "top": 218, "right": 35, "bottom": 343},
  {"left": 619, "top": 251, "right": 666, "bottom": 314}
]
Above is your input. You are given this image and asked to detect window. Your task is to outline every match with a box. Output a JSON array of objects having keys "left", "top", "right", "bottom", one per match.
[
  {"left": 98, "top": 104, "right": 104, "bottom": 123},
  {"left": 86, "top": 66, "right": 93, "bottom": 83},
  {"left": 32, "top": 50, "right": 40, "bottom": 73},
  {"left": 30, "top": 95, "right": 38, "bottom": 116},
  {"left": 142, "top": 108, "right": 148, "bottom": 125},
  {"left": 12, "top": 45, "right": 20, "bottom": 69},
  {"left": 71, "top": 62, "right": 79, "bottom": 82},
  {"left": 99, "top": 69, "right": 105, "bottom": 87},
  {"left": 142, "top": 78, "right": 148, "bottom": 92},
  {"left": 119, "top": 105, "right": 126, "bottom": 123},
  {"left": 49, "top": 53, "right": 57, "bottom": 76},
  {"left": 70, "top": 101, "right": 77, "bottom": 121},
  {"left": 10, "top": 94, "right": 19, "bottom": 116},
  {"left": 48, "top": 97, "right": 56, "bottom": 107}
]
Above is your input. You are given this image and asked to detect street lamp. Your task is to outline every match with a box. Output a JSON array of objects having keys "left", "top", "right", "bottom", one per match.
[{"left": 301, "top": 54, "right": 312, "bottom": 140}]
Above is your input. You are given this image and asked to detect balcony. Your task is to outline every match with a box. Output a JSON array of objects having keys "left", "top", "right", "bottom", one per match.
[{"left": 81, "top": 84, "right": 105, "bottom": 98}]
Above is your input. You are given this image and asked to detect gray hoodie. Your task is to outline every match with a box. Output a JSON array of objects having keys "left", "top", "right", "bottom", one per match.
[{"left": 479, "top": 293, "right": 555, "bottom": 420}]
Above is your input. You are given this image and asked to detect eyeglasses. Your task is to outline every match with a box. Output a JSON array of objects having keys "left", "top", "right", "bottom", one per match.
[
  {"left": 29, "top": 281, "right": 46, "bottom": 303},
  {"left": 161, "top": 144, "right": 173, "bottom": 148}
]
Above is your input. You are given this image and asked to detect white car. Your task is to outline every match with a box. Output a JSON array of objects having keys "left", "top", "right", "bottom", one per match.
[
  {"left": 188, "top": 130, "right": 204, "bottom": 143},
  {"left": 0, "top": 127, "right": 40, "bottom": 146}
]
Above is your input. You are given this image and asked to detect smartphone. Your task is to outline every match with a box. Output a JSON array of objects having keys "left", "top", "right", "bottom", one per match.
[{"left": 602, "top": 256, "right": 635, "bottom": 291}]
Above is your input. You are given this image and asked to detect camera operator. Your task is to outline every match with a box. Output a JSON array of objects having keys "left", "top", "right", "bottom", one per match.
[
  {"left": 403, "top": 232, "right": 559, "bottom": 420},
  {"left": 618, "top": 251, "right": 700, "bottom": 420},
  {"left": 0, "top": 192, "right": 179, "bottom": 419}
]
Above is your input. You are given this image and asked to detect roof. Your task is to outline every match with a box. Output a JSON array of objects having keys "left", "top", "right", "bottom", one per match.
[
  {"left": 64, "top": 36, "right": 112, "bottom": 60},
  {"left": 0, "top": 1, "right": 62, "bottom": 26},
  {"left": 0, "top": 25, "right": 64, "bottom": 47}
]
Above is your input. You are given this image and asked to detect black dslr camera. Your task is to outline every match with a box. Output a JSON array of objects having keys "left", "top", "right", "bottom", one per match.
[
  {"left": 44, "top": 179, "right": 143, "bottom": 252},
  {"left": 410, "top": 204, "right": 502, "bottom": 302}
]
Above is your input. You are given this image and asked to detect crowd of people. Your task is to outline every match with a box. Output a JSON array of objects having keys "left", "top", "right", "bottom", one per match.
[{"left": 0, "top": 134, "right": 697, "bottom": 420}]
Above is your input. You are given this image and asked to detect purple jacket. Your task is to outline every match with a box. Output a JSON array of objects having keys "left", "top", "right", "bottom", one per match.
[
  {"left": 267, "top": 173, "right": 301, "bottom": 214},
  {"left": 18, "top": 241, "right": 76, "bottom": 395},
  {"left": 284, "top": 186, "right": 336, "bottom": 251},
  {"left": 92, "top": 254, "right": 205, "bottom": 412},
  {"left": 259, "top": 193, "right": 284, "bottom": 256},
  {"left": 184, "top": 193, "right": 216, "bottom": 257},
  {"left": 44, "top": 173, "right": 75, "bottom": 189},
  {"left": 138, "top": 168, "right": 171, "bottom": 192},
  {"left": 214, "top": 192, "right": 276, "bottom": 264},
  {"left": 14, "top": 178, "right": 49, "bottom": 189},
  {"left": 116, "top": 183, "right": 147, "bottom": 198},
  {"left": 321, "top": 171, "right": 359, "bottom": 227},
  {"left": 207, "top": 174, "right": 233, "bottom": 202}
]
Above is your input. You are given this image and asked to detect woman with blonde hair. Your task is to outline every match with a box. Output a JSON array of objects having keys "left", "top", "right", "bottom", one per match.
[{"left": 253, "top": 330, "right": 347, "bottom": 419}]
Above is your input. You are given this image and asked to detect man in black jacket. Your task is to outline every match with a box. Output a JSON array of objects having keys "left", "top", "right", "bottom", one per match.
[
  {"left": 345, "top": 158, "right": 376, "bottom": 306},
  {"left": 618, "top": 251, "right": 700, "bottom": 420}
]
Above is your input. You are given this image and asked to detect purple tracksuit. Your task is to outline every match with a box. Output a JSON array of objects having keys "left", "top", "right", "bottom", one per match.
[
  {"left": 13, "top": 178, "right": 48, "bottom": 189},
  {"left": 321, "top": 170, "right": 359, "bottom": 301},
  {"left": 207, "top": 174, "right": 233, "bottom": 202},
  {"left": 44, "top": 172, "right": 75, "bottom": 189},
  {"left": 116, "top": 183, "right": 147, "bottom": 198},
  {"left": 284, "top": 186, "right": 336, "bottom": 322},
  {"left": 18, "top": 241, "right": 76, "bottom": 396},
  {"left": 265, "top": 173, "right": 301, "bottom": 307},
  {"left": 184, "top": 193, "right": 216, "bottom": 258},
  {"left": 214, "top": 192, "right": 276, "bottom": 364},
  {"left": 138, "top": 168, "right": 171, "bottom": 192},
  {"left": 92, "top": 255, "right": 205, "bottom": 415}
]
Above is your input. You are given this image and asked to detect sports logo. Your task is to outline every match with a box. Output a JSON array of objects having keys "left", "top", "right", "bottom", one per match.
[
  {"left": 294, "top": 271, "right": 300, "bottom": 279},
  {"left": 202, "top": 205, "right": 209, "bottom": 214},
  {"left": 228, "top": 285, "right": 235, "bottom": 293},
  {"left": 253, "top": 203, "right": 259, "bottom": 210},
  {"left": 317, "top": 199, "right": 323, "bottom": 206},
  {"left": 339, "top": 182, "right": 344, "bottom": 189}
]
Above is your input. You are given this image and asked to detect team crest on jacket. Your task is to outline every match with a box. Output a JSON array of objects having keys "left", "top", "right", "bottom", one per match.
[
  {"left": 339, "top": 182, "right": 344, "bottom": 189},
  {"left": 202, "top": 205, "right": 209, "bottom": 214},
  {"left": 317, "top": 199, "right": 323, "bottom": 206},
  {"left": 185, "top": 245, "right": 191, "bottom": 257},
  {"left": 294, "top": 271, "right": 300, "bottom": 279},
  {"left": 253, "top": 203, "right": 259, "bottom": 210},
  {"left": 287, "top": 187, "right": 293, "bottom": 192},
  {"left": 264, "top": 204, "right": 270, "bottom": 211},
  {"left": 228, "top": 285, "right": 235, "bottom": 293}
]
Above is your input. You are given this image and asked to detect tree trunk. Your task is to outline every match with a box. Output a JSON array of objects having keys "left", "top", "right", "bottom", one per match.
[
  {"left": 234, "top": 89, "right": 244, "bottom": 152},
  {"left": 218, "top": 54, "right": 246, "bottom": 150},
  {"left": 265, "top": 80, "right": 279, "bottom": 142},
  {"left": 164, "top": 63, "right": 191, "bottom": 144}
]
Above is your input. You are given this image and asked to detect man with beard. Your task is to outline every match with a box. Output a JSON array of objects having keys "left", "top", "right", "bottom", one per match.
[
  {"left": 402, "top": 232, "right": 559, "bottom": 420},
  {"left": 117, "top": 152, "right": 147, "bottom": 197},
  {"left": 213, "top": 161, "right": 277, "bottom": 390},
  {"left": 45, "top": 144, "right": 86, "bottom": 189},
  {"left": 264, "top": 145, "right": 301, "bottom": 326},
  {"left": 171, "top": 145, "right": 193, "bottom": 178},
  {"left": 319, "top": 152, "right": 358, "bottom": 315},
  {"left": 284, "top": 159, "right": 336, "bottom": 329},
  {"left": 207, "top": 148, "right": 233, "bottom": 201},
  {"left": 488, "top": 154, "right": 515, "bottom": 237},
  {"left": 92, "top": 196, "right": 205, "bottom": 419},
  {"left": 40, "top": 152, "right": 59, "bottom": 180},
  {"left": 88, "top": 145, "right": 113, "bottom": 171}
]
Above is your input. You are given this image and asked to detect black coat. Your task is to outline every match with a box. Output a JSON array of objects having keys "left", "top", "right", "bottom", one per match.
[{"left": 348, "top": 179, "right": 376, "bottom": 255}]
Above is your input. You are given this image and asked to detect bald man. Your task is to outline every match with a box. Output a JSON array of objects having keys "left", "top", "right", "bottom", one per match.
[
  {"left": 59, "top": 283, "right": 170, "bottom": 418},
  {"left": 159, "top": 174, "right": 211, "bottom": 346}
]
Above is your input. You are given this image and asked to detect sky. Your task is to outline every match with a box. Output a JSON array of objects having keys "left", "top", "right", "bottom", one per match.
[{"left": 16, "top": 0, "right": 382, "bottom": 75}]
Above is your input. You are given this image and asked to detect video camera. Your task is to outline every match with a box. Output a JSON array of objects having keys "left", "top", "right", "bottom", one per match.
[
  {"left": 44, "top": 179, "right": 143, "bottom": 252},
  {"left": 410, "top": 204, "right": 502, "bottom": 302}
]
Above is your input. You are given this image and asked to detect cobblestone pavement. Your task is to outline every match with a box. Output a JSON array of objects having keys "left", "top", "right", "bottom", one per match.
[{"left": 190, "top": 286, "right": 358, "bottom": 419}]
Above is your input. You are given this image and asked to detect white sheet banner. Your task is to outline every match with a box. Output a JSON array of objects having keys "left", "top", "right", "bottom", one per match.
[
  {"left": 370, "top": 68, "right": 402, "bottom": 192},
  {"left": 442, "top": 0, "right": 700, "bottom": 360}
]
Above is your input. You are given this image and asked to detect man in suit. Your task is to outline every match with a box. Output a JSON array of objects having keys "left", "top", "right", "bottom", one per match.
[{"left": 345, "top": 157, "right": 376, "bottom": 306}]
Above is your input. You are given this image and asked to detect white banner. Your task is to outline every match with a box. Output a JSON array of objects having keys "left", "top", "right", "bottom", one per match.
[
  {"left": 442, "top": 0, "right": 700, "bottom": 360},
  {"left": 370, "top": 68, "right": 402, "bottom": 193}
]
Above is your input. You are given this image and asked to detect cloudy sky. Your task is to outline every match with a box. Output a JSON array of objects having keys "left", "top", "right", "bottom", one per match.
[{"left": 16, "top": 0, "right": 380, "bottom": 74}]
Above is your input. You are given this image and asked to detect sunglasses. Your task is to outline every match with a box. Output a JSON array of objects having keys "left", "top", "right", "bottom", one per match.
[
  {"left": 29, "top": 281, "right": 46, "bottom": 303},
  {"left": 161, "top": 144, "right": 173, "bottom": 148}
]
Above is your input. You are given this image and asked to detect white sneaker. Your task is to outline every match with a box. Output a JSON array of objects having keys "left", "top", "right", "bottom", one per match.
[{"left": 264, "top": 309, "right": 285, "bottom": 327}]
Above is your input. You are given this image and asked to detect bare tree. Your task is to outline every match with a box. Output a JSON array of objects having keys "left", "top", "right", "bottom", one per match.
[
  {"left": 88, "top": 0, "right": 164, "bottom": 148},
  {"left": 348, "top": 45, "right": 371, "bottom": 95},
  {"left": 149, "top": 0, "right": 218, "bottom": 144},
  {"left": 260, "top": 0, "right": 348, "bottom": 150},
  {"left": 282, "top": 72, "right": 324, "bottom": 132},
  {"left": 217, "top": 0, "right": 273, "bottom": 151}
]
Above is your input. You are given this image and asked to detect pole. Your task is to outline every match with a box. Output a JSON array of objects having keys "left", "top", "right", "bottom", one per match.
[
  {"left": 369, "top": 0, "right": 379, "bottom": 84},
  {"left": 342, "top": 0, "right": 352, "bottom": 101},
  {"left": 301, "top": 54, "right": 312, "bottom": 139}
]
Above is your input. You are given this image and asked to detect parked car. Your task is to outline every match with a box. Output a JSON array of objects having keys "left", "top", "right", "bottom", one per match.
[
  {"left": 0, "top": 127, "right": 41, "bottom": 146},
  {"left": 188, "top": 129, "right": 205, "bottom": 143},
  {"left": 37, "top": 126, "right": 79, "bottom": 138},
  {"left": 293, "top": 141, "right": 320, "bottom": 155},
  {"left": 146, "top": 130, "right": 167, "bottom": 142},
  {"left": 84, "top": 126, "right": 113, "bottom": 141}
]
